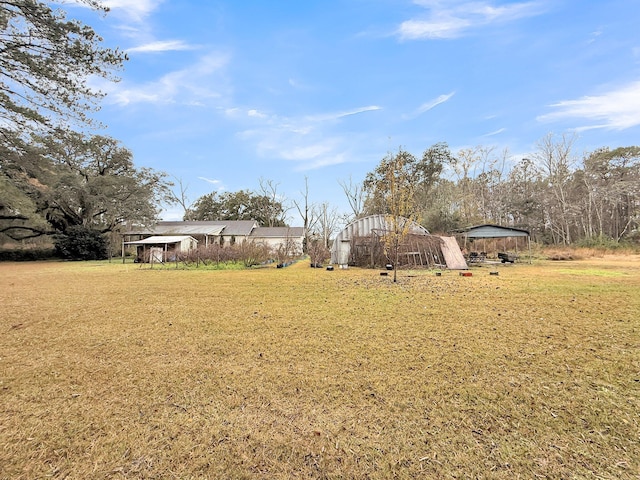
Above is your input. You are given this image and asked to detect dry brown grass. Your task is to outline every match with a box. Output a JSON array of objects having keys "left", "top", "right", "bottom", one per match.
[{"left": 1, "top": 257, "right": 639, "bottom": 479}]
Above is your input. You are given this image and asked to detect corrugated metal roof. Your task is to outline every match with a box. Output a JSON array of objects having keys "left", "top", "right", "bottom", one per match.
[
  {"left": 250, "top": 227, "right": 305, "bottom": 238},
  {"left": 124, "top": 235, "right": 197, "bottom": 245},
  {"left": 217, "top": 220, "right": 257, "bottom": 236},
  {"left": 124, "top": 221, "right": 253, "bottom": 236},
  {"left": 462, "top": 224, "right": 529, "bottom": 238},
  {"left": 333, "top": 215, "right": 428, "bottom": 243}
]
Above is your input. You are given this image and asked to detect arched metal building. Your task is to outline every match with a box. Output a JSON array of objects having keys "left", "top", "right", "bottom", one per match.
[{"left": 330, "top": 214, "right": 429, "bottom": 266}]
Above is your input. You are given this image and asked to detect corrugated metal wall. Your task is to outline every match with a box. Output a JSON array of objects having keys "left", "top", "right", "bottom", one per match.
[{"left": 330, "top": 215, "right": 429, "bottom": 265}]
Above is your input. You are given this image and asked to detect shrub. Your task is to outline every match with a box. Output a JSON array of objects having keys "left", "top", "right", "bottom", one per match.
[
  {"left": 576, "top": 235, "right": 622, "bottom": 250},
  {"left": 54, "top": 226, "right": 108, "bottom": 260},
  {"left": 0, "top": 248, "right": 57, "bottom": 261}
]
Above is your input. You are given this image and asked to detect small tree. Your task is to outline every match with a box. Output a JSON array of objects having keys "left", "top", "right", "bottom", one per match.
[
  {"left": 274, "top": 230, "right": 301, "bottom": 267},
  {"left": 365, "top": 149, "right": 419, "bottom": 282},
  {"left": 307, "top": 234, "right": 330, "bottom": 267},
  {"left": 237, "top": 240, "right": 270, "bottom": 267}
]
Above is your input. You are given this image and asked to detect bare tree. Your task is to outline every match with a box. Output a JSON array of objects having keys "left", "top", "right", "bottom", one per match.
[
  {"left": 307, "top": 233, "right": 330, "bottom": 267},
  {"left": 313, "top": 202, "right": 340, "bottom": 249},
  {"left": 257, "top": 177, "right": 289, "bottom": 227},
  {"left": 534, "top": 133, "right": 577, "bottom": 244},
  {"left": 292, "top": 176, "right": 320, "bottom": 251},
  {"left": 274, "top": 229, "right": 301, "bottom": 266},
  {"left": 338, "top": 175, "right": 365, "bottom": 221},
  {"left": 169, "top": 177, "right": 193, "bottom": 220}
]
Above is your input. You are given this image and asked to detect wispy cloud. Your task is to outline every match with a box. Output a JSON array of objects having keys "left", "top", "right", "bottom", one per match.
[
  {"left": 483, "top": 127, "right": 506, "bottom": 137},
  {"left": 101, "top": 52, "right": 230, "bottom": 106},
  {"left": 100, "top": 0, "right": 163, "bottom": 22},
  {"left": 306, "top": 105, "right": 382, "bottom": 122},
  {"left": 236, "top": 106, "right": 382, "bottom": 170},
  {"left": 587, "top": 28, "right": 603, "bottom": 45},
  {"left": 248, "top": 109, "right": 268, "bottom": 119},
  {"left": 538, "top": 80, "right": 640, "bottom": 130},
  {"left": 336, "top": 105, "right": 381, "bottom": 118},
  {"left": 127, "top": 40, "right": 196, "bottom": 53},
  {"left": 198, "top": 177, "right": 221, "bottom": 185},
  {"left": 417, "top": 92, "right": 455, "bottom": 114},
  {"left": 398, "top": 1, "right": 546, "bottom": 40},
  {"left": 404, "top": 92, "right": 455, "bottom": 119}
]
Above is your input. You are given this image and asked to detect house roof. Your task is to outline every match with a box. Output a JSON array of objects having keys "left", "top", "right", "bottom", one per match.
[
  {"left": 124, "top": 235, "right": 197, "bottom": 245},
  {"left": 124, "top": 220, "right": 256, "bottom": 237},
  {"left": 216, "top": 220, "right": 258, "bottom": 236},
  {"left": 250, "top": 227, "right": 305, "bottom": 238}
]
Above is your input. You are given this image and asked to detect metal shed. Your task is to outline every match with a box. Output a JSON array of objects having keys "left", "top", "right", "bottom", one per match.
[
  {"left": 329, "top": 215, "right": 467, "bottom": 269},
  {"left": 459, "top": 224, "right": 531, "bottom": 263},
  {"left": 330, "top": 215, "right": 429, "bottom": 266},
  {"left": 123, "top": 235, "right": 198, "bottom": 263}
]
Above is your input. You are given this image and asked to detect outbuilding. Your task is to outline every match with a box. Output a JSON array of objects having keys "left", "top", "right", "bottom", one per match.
[
  {"left": 458, "top": 224, "right": 531, "bottom": 263},
  {"left": 123, "top": 235, "right": 198, "bottom": 263},
  {"left": 330, "top": 214, "right": 467, "bottom": 269}
]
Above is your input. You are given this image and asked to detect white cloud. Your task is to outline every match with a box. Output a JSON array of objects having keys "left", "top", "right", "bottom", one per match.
[
  {"left": 279, "top": 144, "right": 335, "bottom": 161},
  {"left": 198, "top": 177, "right": 221, "bottom": 185},
  {"left": 101, "top": 0, "right": 163, "bottom": 22},
  {"left": 417, "top": 92, "right": 455, "bottom": 113},
  {"left": 404, "top": 92, "right": 455, "bottom": 119},
  {"left": 483, "top": 127, "right": 506, "bottom": 136},
  {"left": 248, "top": 109, "right": 268, "bottom": 118},
  {"left": 223, "top": 103, "right": 381, "bottom": 170},
  {"left": 398, "top": 1, "right": 545, "bottom": 40},
  {"left": 306, "top": 105, "right": 381, "bottom": 122},
  {"left": 237, "top": 111, "right": 355, "bottom": 170},
  {"left": 399, "top": 18, "right": 470, "bottom": 40},
  {"left": 336, "top": 105, "right": 382, "bottom": 118},
  {"left": 538, "top": 80, "right": 640, "bottom": 130},
  {"left": 102, "top": 53, "right": 230, "bottom": 106},
  {"left": 127, "top": 40, "right": 195, "bottom": 53},
  {"left": 110, "top": 89, "right": 162, "bottom": 105}
]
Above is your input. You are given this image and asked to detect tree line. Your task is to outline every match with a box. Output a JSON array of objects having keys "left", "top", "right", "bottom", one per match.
[
  {"left": 1, "top": 1, "right": 637, "bottom": 262},
  {"left": 355, "top": 136, "right": 640, "bottom": 246}
]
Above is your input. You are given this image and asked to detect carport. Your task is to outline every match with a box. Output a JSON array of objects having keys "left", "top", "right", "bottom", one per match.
[{"left": 458, "top": 224, "right": 531, "bottom": 263}]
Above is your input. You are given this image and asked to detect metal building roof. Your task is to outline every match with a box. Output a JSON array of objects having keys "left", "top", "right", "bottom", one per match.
[
  {"left": 250, "top": 227, "right": 305, "bottom": 238},
  {"left": 461, "top": 224, "right": 530, "bottom": 238},
  {"left": 124, "top": 221, "right": 254, "bottom": 236},
  {"left": 124, "top": 235, "right": 197, "bottom": 245}
]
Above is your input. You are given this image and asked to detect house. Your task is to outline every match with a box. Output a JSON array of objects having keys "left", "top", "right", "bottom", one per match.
[
  {"left": 249, "top": 226, "right": 305, "bottom": 251},
  {"left": 121, "top": 221, "right": 305, "bottom": 262},
  {"left": 122, "top": 220, "right": 257, "bottom": 247}
]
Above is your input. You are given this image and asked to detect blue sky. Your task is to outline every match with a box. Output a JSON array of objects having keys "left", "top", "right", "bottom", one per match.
[{"left": 70, "top": 0, "right": 640, "bottom": 222}]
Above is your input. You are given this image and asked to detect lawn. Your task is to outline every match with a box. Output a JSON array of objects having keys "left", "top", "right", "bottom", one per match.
[{"left": 1, "top": 256, "right": 639, "bottom": 479}]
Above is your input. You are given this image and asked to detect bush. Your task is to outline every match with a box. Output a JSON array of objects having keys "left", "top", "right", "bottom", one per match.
[
  {"left": 54, "top": 226, "right": 108, "bottom": 260},
  {"left": 576, "top": 235, "right": 622, "bottom": 250},
  {"left": 0, "top": 248, "right": 57, "bottom": 261}
]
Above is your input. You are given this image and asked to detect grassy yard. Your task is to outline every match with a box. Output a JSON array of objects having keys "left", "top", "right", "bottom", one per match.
[{"left": 1, "top": 256, "right": 639, "bottom": 479}]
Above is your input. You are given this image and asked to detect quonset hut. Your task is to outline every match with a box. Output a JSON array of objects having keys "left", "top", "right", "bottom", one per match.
[{"left": 330, "top": 215, "right": 467, "bottom": 269}]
